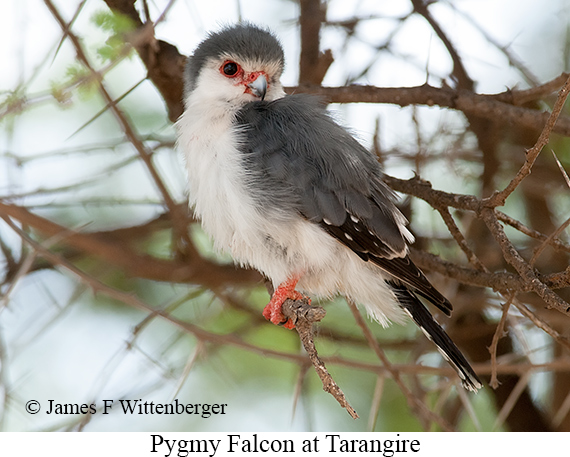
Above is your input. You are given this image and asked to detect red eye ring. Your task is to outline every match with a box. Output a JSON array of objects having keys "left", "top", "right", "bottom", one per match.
[{"left": 221, "top": 61, "right": 240, "bottom": 77}]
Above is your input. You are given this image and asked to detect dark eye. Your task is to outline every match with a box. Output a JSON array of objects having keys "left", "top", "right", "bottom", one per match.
[{"left": 221, "top": 61, "right": 239, "bottom": 77}]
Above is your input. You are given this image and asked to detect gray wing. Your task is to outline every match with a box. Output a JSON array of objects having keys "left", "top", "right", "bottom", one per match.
[{"left": 235, "top": 94, "right": 451, "bottom": 315}]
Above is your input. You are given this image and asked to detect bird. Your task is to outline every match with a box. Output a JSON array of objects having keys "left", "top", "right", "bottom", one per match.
[{"left": 176, "top": 23, "right": 482, "bottom": 392}]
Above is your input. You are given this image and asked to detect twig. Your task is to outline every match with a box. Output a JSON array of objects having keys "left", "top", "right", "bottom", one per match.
[
  {"left": 103, "top": 0, "right": 186, "bottom": 121},
  {"left": 0, "top": 215, "right": 309, "bottom": 364},
  {"left": 411, "top": 0, "right": 473, "bottom": 90},
  {"left": 510, "top": 300, "right": 570, "bottom": 351},
  {"left": 383, "top": 174, "right": 480, "bottom": 212},
  {"left": 497, "top": 73, "right": 569, "bottom": 105},
  {"left": 0, "top": 202, "right": 259, "bottom": 288},
  {"left": 95, "top": 1, "right": 570, "bottom": 139},
  {"left": 367, "top": 374, "right": 385, "bottom": 432},
  {"left": 63, "top": 3, "right": 570, "bottom": 143},
  {"left": 291, "top": 362, "right": 311, "bottom": 421},
  {"left": 529, "top": 215, "right": 570, "bottom": 266},
  {"left": 489, "top": 294, "right": 515, "bottom": 389},
  {"left": 154, "top": 0, "right": 178, "bottom": 26},
  {"left": 4, "top": 218, "right": 569, "bottom": 385},
  {"left": 2, "top": 220, "right": 364, "bottom": 419},
  {"left": 552, "top": 150, "right": 570, "bottom": 188},
  {"left": 496, "top": 211, "right": 570, "bottom": 254},
  {"left": 435, "top": 206, "right": 488, "bottom": 271},
  {"left": 481, "top": 207, "right": 570, "bottom": 317},
  {"left": 456, "top": 387, "right": 482, "bottom": 431},
  {"left": 484, "top": 74, "right": 570, "bottom": 207},
  {"left": 447, "top": 2, "right": 541, "bottom": 87},
  {"left": 552, "top": 387, "right": 570, "bottom": 428},
  {"left": 169, "top": 341, "right": 203, "bottom": 402},
  {"left": 413, "top": 233, "right": 570, "bottom": 294},
  {"left": 281, "top": 298, "right": 359, "bottom": 419}
]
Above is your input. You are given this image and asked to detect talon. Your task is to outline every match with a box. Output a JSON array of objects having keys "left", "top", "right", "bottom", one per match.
[
  {"left": 282, "top": 319, "right": 296, "bottom": 330},
  {"left": 262, "top": 304, "right": 273, "bottom": 321},
  {"left": 277, "top": 315, "right": 296, "bottom": 329}
]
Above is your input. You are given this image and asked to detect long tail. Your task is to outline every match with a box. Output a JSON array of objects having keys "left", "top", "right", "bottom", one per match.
[{"left": 388, "top": 281, "right": 482, "bottom": 392}]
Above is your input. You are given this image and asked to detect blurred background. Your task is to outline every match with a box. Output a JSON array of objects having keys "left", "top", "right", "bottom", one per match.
[{"left": 1, "top": 0, "right": 570, "bottom": 431}]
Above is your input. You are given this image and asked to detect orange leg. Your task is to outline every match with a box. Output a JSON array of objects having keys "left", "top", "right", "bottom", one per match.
[{"left": 262, "top": 276, "right": 310, "bottom": 329}]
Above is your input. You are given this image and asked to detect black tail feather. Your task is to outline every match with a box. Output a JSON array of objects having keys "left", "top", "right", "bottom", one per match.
[{"left": 388, "top": 281, "right": 482, "bottom": 392}]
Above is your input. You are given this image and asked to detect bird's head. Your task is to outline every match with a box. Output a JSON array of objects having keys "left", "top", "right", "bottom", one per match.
[{"left": 184, "top": 24, "right": 286, "bottom": 109}]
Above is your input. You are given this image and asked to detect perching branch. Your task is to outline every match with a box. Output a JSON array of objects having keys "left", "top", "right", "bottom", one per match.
[{"left": 281, "top": 298, "right": 359, "bottom": 419}]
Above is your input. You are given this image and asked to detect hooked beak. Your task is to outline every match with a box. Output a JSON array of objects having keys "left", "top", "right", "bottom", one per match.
[{"left": 247, "top": 74, "right": 267, "bottom": 100}]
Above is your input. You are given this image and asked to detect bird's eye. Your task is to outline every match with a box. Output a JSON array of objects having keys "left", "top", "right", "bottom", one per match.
[{"left": 221, "top": 61, "right": 240, "bottom": 77}]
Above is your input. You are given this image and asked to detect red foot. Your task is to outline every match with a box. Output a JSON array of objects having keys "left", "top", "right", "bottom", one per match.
[{"left": 263, "top": 277, "right": 309, "bottom": 329}]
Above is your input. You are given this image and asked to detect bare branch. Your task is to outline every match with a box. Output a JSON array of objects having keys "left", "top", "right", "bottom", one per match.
[
  {"left": 411, "top": 0, "right": 473, "bottom": 89},
  {"left": 481, "top": 208, "right": 570, "bottom": 316},
  {"left": 0, "top": 202, "right": 259, "bottom": 288},
  {"left": 282, "top": 298, "right": 359, "bottom": 419},
  {"left": 102, "top": 0, "right": 186, "bottom": 121},
  {"left": 489, "top": 294, "right": 514, "bottom": 389},
  {"left": 286, "top": 79, "right": 570, "bottom": 138},
  {"left": 484, "top": 74, "right": 570, "bottom": 207},
  {"left": 435, "top": 206, "right": 488, "bottom": 271}
]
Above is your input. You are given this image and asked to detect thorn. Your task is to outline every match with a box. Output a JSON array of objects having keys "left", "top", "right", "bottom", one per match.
[{"left": 552, "top": 149, "right": 570, "bottom": 189}]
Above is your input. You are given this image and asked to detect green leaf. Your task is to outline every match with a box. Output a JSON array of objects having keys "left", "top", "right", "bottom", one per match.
[
  {"left": 65, "top": 63, "right": 98, "bottom": 99},
  {"left": 91, "top": 10, "right": 136, "bottom": 35},
  {"left": 91, "top": 10, "right": 136, "bottom": 63}
]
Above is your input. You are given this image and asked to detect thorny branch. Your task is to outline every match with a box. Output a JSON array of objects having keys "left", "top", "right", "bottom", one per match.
[
  {"left": 4, "top": 212, "right": 569, "bottom": 379},
  {"left": 481, "top": 208, "right": 570, "bottom": 317},
  {"left": 411, "top": 0, "right": 473, "bottom": 90},
  {"left": 484, "top": 74, "right": 570, "bottom": 207},
  {"left": 281, "top": 298, "right": 359, "bottom": 419},
  {"left": 44, "top": 0, "right": 194, "bottom": 261},
  {"left": 289, "top": 83, "right": 570, "bottom": 138}
]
